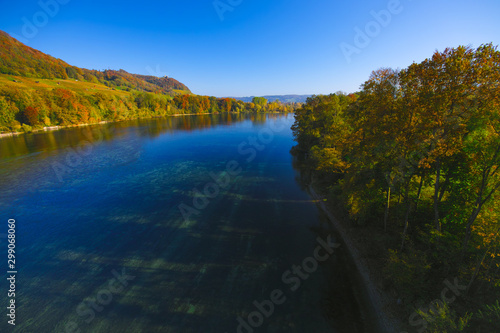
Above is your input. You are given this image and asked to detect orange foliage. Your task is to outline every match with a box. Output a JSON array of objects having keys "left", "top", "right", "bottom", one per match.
[{"left": 22, "top": 106, "right": 39, "bottom": 125}]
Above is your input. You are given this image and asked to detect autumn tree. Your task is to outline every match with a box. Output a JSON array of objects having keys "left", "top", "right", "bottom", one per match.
[{"left": 22, "top": 106, "right": 39, "bottom": 125}]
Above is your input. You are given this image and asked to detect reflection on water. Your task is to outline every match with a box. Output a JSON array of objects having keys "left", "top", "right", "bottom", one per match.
[
  {"left": 0, "top": 113, "right": 371, "bottom": 333},
  {"left": 0, "top": 113, "right": 274, "bottom": 160}
]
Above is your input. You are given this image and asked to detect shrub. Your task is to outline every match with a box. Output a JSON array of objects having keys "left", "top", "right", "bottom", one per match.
[
  {"left": 22, "top": 106, "right": 39, "bottom": 125},
  {"left": 472, "top": 300, "right": 500, "bottom": 331},
  {"left": 384, "top": 247, "right": 431, "bottom": 302},
  {"left": 21, "top": 124, "right": 32, "bottom": 132},
  {"left": 417, "top": 302, "right": 471, "bottom": 333}
]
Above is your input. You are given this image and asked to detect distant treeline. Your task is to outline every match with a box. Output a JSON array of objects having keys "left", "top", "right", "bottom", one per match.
[
  {"left": 292, "top": 44, "right": 500, "bottom": 332},
  {"left": 233, "top": 94, "right": 312, "bottom": 104}
]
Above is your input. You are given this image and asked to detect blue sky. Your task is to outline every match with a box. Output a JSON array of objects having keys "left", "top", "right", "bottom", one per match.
[{"left": 1, "top": 0, "right": 499, "bottom": 97}]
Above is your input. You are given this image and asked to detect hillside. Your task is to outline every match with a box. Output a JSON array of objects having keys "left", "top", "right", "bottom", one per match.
[
  {"left": 232, "top": 94, "right": 311, "bottom": 103},
  {"left": 0, "top": 30, "right": 191, "bottom": 95}
]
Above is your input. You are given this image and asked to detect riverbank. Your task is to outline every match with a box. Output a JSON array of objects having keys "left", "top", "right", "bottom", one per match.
[
  {"left": 0, "top": 120, "right": 113, "bottom": 139},
  {"left": 0, "top": 111, "right": 288, "bottom": 140},
  {"left": 308, "top": 185, "right": 403, "bottom": 333}
]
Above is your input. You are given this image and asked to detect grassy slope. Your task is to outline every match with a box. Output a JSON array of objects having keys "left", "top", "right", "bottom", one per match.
[{"left": 0, "top": 74, "right": 133, "bottom": 99}]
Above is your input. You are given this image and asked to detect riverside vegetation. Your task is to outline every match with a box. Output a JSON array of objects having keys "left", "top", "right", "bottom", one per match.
[{"left": 291, "top": 44, "right": 500, "bottom": 332}]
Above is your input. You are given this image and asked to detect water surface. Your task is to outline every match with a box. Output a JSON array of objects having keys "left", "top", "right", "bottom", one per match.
[{"left": 0, "top": 114, "right": 369, "bottom": 332}]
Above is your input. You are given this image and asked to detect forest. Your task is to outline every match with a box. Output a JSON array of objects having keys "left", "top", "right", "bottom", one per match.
[
  {"left": 0, "top": 78, "right": 297, "bottom": 133},
  {"left": 292, "top": 44, "right": 500, "bottom": 332}
]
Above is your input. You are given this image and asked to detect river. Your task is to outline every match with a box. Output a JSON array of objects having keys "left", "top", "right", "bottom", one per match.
[{"left": 0, "top": 113, "right": 373, "bottom": 333}]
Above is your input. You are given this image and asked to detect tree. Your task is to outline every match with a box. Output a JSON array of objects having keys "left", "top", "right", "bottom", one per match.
[
  {"left": 22, "top": 106, "right": 39, "bottom": 125},
  {"left": 459, "top": 44, "right": 500, "bottom": 252},
  {"left": 252, "top": 97, "right": 267, "bottom": 107}
]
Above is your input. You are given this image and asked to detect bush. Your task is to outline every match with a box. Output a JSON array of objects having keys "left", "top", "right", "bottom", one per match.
[
  {"left": 22, "top": 106, "right": 39, "bottom": 125},
  {"left": 21, "top": 124, "right": 32, "bottom": 132},
  {"left": 417, "top": 302, "right": 471, "bottom": 333},
  {"left": 0, "top": 96, "right": 16, "bottom": 127},
  {"left": 11, "top": 120, "right": 22, "bottom": 131},
  {"left": 384, "top": 247, "right": 431, "bottom": 302},
  {"left": 471, "top": 300, "right": 500, "bottom": 332}
]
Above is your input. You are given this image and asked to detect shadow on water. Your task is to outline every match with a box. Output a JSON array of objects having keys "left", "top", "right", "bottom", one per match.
[{"left": 291, "top": 156, "right": 382, "bottom": 333}]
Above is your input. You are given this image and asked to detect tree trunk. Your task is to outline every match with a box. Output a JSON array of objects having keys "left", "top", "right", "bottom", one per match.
[
  {"left": 462, "top": 175, "right": 500, "bottom": 253},
  {"left": 438, "top": 173, "right": 450, "bottom": 203},
  {"left": 384, "top": 185, "right": 391, "bottom": 232},
  {"left": 484, "top": 243, "right": 499, "bottom": 284},
  {"left": 415, "top": 175, "right": 424, "bottom": 211},
  {"left": 466, "top": 229, "right": 499, "bottom": 294},
  {"left": 462, "top": 204, "right": 483, "bottom": 254},
  {"left": 466, "top": 248, "right": 488, "bottom": 295},
  {"left": 433, "top": 161, "right": 441, "bottom": 232},
  {"left": 400, "top": 186, "right": 412, "bottom": 251}
]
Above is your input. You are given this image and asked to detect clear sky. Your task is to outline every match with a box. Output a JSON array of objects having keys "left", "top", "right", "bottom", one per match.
[{"left": 1, "top": 0, "right": 499, "bottom": 97}]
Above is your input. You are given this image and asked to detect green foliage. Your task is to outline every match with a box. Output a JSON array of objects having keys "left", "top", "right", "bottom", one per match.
[
  {"left": 417, "top": 302, "right": 471, "bottom": 333},
  {"left": 0, "top": 96, "right": 15, "bottom": 130},
  {"left": 21, "top": 123, "right": 32, "bottom": 133},
  {"left": 252, "top": 96, "right": 267, "bottom": 106},
  {"left": 65, "top": 67, "right": 79, "bottom": 79},
  {"left": 384, "top": 248, "right": 431, "bottom": 301},
  {"left": 473, "top": 301, "right": 500, "bottom": 331},
  {"left": 292, "top": 44, "right": 500, "bottom": 333},
  {"left": 170, "top": 94, "right": 297, "bottom": 114},
  {"left": 0, "top": 77, "right": 299, "bottom": 133}
]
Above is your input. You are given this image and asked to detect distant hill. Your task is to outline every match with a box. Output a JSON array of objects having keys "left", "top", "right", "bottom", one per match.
[
  {"left": 0, "top": 30, "right": 191, "bottom": 95},
  {"left": 232, "top": 95, "right": 311, "bottom": 103}
]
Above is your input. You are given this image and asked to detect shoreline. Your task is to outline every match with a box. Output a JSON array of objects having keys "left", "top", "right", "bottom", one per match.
[
  {"left": 307, "top": 185, "right": 402, "bottom": 333},
  {"left": 0, "top": 111, "right": 285, "bottom": 140},
  {"left": 0, "top": 116, "right": 202, "bottom": 139},
  {"left": 0, "top": 120, "right": 113, "bottom": 139}
]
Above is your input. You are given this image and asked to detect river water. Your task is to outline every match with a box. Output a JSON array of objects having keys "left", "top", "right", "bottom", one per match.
[{"left": 0, "top": 114, "right": 372, "bottom": 333}]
